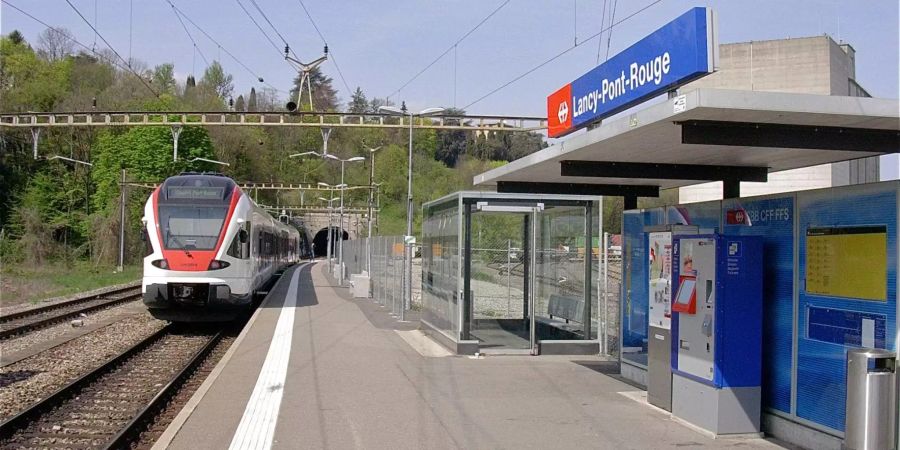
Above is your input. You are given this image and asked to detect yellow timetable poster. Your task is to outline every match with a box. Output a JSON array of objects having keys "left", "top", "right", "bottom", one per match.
[{"left": 806, "top": 226, "right": 887, "bottom": 301}]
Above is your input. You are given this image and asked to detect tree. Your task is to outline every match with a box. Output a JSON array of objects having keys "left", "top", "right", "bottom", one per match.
[
  {"left": 247, "top": 87, "right": 258, "bottom": 112},
  {"left": 234, "top": 94, "right": 245, "bottom": 111},
  {"left": 290, "top": 67, "right": 337, "bottom": 111},
  {"left": 200, "top": 61, "right": 233, "bottom": 98},
  {"left": 7, "top": 30, "right": 25, "bottom": 45},
  {"left": 152, "top": 63, "right": 176, "bottom": 94},
  {"left": 185, "top": 74, "right": 196, "bottom": 88},
  {"left": 348, "top": 87, "right": 368, "bottom": 113},
  {"left": 36, "top": 27, "right": 75, "bottom": 62}
]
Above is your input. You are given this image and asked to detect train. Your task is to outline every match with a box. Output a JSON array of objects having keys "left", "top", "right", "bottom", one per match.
[{"left": 141, "top": 173, "right": 300, "bottom": 322}]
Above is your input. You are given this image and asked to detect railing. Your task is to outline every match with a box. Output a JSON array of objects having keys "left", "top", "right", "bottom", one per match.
[{"left": 0, "top": 111, "right": 547, "bottom": 132}]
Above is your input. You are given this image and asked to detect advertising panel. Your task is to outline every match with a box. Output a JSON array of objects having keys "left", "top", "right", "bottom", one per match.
[
  {"left": 547, "top": 7, "right": 717, "bottom": 137},
  {"left": 648, "top": 232, "right": 673, "bottom": 329}
]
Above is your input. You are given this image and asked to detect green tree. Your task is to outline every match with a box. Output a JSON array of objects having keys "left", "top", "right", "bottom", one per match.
[
  {"left": 152, "top": 63, "right": 176, "bottom": 94},
  {"left": 234, "top": 94, "right": 246, "bottom": 111},
  {"left": 7, "top": 30, "right": 25, "bottom": 45},
  {"left": 247, "top": 87, "right": 258, "bottom": 112},
  {"left": 200, "top": 61, "right": 233, "bottom": 98},
  {"left": 290, "top": 67, "right": 337, "bottom": 111},
  {"left": 348, "top": 86, "right": 368, "bottom": 113},
  {"left": 0, "top": 36, "right": 72, "bottom": 111}
]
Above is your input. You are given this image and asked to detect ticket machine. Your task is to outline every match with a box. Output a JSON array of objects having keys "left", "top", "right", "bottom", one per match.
[
  {"left": 645, "top": 225, "right": 697, "bottom": 411},
  {"left": 671, "top": 234, "right": 763, "bottom": 436}
]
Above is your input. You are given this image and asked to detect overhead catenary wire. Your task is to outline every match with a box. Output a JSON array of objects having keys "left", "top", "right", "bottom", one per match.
[
  {"left": 386, "top": 0, "right": 511, "bottom": 102},
  {"left": 295, "top": 0, "right": 352, "bottom": 95},
  {"left": 234, "top": 0, "right": 284, "bottom": 59},
  {"left": 61, "top": 0, "right": 159, "bottom": 97},
  {"left": 596, "top": 0, "right": 609, "bottom": 64},
  {"left": 604, "top": 0, "right": 619, "bottom": 62},
  {"left": 164, "top": 0, "right": 210, "bottom": 68},
  {"left": 462, "top": 0, "right": 665, "bottom": 111},
  {"left": 2, "top": 0, "right": 158, "bottom": 97},
  {"left": 166, "top": 0, "right": 284, "bottom": 93},
  {"left": 247, "top": 0, "right": 299, "bottom": 60}
]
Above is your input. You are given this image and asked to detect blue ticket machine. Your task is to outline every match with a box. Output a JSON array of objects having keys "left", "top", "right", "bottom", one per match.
[{"left": 671, "top": 234, "right": 763, "bottom": 436}]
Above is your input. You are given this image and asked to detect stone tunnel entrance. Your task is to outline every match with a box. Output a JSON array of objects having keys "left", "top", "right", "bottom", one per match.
[{"left": 313, "top": 227, "right": 350, "bottom": 257}]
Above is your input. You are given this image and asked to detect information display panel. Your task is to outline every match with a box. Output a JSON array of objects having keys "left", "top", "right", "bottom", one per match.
[{"left": 806, "top": 226, "right": 887, "bottom": 302}]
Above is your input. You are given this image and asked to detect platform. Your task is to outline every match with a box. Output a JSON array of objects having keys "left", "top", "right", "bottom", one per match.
[{"left": 156, "top": 261, "right": 785, "bottom": 449}]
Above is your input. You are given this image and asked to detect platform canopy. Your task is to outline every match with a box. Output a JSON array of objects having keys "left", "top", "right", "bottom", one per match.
[{"left": 473, "top": 89, "right": 900, "bottom": 199}]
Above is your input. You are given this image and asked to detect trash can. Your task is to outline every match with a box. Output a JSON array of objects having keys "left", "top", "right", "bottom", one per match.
[{"left": 844, "top": 348, "right": 896, "bottom": 450}]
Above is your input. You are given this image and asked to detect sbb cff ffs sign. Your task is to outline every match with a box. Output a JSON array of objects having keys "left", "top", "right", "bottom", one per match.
[{"left": 547, "top": 7, "right": 718, "bottom": 138}]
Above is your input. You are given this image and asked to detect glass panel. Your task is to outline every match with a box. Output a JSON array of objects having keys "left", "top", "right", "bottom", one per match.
[
  {"left": 533, "top": 205, "right": 591, "bottom": 341},
  {"left": 158, "top": 205, "right": 228, "bottom": 250},
  {"left": 468, "top": 211, "right": 530, "bottom": 350},
  {"left": 422, "top": 201, "right": 460, "bottom": 338}
]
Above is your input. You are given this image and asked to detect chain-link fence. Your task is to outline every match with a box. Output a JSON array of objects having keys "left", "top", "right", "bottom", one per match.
[{"left": 341, "top": 236, "right": 411, "bottom": 316}]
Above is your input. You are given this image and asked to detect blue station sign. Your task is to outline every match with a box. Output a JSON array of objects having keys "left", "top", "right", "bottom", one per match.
[{"left": 547, "top": 7, "right": 718, "bottom": 137}]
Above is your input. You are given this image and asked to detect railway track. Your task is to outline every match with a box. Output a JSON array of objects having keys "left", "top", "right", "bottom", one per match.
[
  {"left": 0, "top": 287, "right": 142, "bottom": 340},
  {"left": 0, "top": 323, "right": 222, "bottom": 449}
]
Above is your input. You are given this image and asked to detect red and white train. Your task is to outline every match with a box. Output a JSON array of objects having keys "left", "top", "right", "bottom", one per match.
[{"left": 142, "top": 173, "right": 300, "bottom": 321}]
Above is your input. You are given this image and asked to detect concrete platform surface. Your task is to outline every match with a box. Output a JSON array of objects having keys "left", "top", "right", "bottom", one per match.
[{"left": 159, "top": 262, "right": 786, "bottom": 450}]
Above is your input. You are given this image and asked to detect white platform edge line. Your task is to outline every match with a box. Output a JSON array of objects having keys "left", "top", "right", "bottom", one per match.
[
  {"left": 151, "top": 262, "right": 310, "bottom": 450},
  {"left": 229, "top": 266, "right": 301, "bottom": 450}
]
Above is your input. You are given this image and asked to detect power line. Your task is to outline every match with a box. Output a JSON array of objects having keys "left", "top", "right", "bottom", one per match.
[
  {"left": 2, "top": 0, "right": 156, "bottom": 96},
  {"left": 387, "top": 0, "right": 511, "bottom": 102},
  {"left": 604, "top": 0, "right": 619, "bottom": 62},
  {"left": 596, "top": 0, "right": 609, "bottom": 64},
  {"left": 295, "top": 0, "right": 352, "bottom": 95},
  {"left": 163, "top": 0, "right": 210, "bottom": 69},
  {"left": 63, "top": 0, "right": 158, "bottom": 96},
  {"left": 234, "top": 0, "right": 283, "bottom": 58},
  {"left": 462, "top": 0, "right": 665, "bottom": 110},
  {"left": 247, "top": 0, "right": 299, "bottom": 60},
  {"left": 166, "top": 0, "right": 283, "bottom": 93}
]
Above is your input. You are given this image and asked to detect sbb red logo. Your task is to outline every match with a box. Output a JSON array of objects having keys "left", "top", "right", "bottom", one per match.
[{"left": 547, "top": 84, "right": 572, "bottom": 138}]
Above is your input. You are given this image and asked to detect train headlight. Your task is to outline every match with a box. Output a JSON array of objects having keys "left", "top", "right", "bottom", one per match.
[
  {"left": 208, "top": 260, "right": 231, "bottom": 270},
  {"left": 151, "top": 259, "right": 169, "bottom": 269}
]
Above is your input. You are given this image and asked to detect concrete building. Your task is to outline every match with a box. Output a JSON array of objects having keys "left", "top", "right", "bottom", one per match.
[{"left": 678, "top": 36, "right": 879, "bottom": 203}]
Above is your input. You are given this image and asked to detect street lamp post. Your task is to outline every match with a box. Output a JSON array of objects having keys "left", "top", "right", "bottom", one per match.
[
  {"left": 326, "top": 154, "right": 365, "bottom": 285},
  {"left": 318, "top": 195, "right": 339, "bottom": 270},
  {"left": 378, "top": 103, "right": 444, "bottom": 317}
]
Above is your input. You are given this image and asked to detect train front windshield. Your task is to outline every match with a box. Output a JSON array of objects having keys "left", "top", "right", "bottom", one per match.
[{"left": 159, "top": 205, "right": 228, "bottom": 250}]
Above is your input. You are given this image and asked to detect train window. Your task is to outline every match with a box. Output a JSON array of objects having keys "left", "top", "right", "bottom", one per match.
[{"left": 158, "top": 205, "right": 228, "bottom": 250}]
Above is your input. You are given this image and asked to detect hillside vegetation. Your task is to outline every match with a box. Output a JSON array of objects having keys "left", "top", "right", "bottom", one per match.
[{"left": 0, "top": 29, "right": 547, "bottom": 269}]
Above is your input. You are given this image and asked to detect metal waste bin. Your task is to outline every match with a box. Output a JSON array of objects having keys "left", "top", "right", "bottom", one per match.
[{"left": 844, "top": 348, "right": 896, "bottom": 450}]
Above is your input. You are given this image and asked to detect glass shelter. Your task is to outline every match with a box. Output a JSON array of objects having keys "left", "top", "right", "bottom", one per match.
[{"left": 422, "top": 191, "right": 601, "bottom": 355}]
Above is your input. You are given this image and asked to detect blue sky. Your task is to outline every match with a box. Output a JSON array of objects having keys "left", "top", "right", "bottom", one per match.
[{"left": 2, "top": 0, "right": 898, "bottom": 116}]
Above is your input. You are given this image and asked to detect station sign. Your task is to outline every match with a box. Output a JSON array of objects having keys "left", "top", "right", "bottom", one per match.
[{"left": 547, "top": 7, "right": 718, "bottom": 138}]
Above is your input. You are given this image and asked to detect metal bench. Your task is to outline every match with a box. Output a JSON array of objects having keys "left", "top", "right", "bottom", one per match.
[{"left": 547, "top": 294, "right": 584, "bottom": 324}]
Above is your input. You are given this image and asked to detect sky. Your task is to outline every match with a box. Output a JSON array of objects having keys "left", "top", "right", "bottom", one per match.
[{"left": 1, "top": 0, "right": 898, "bottom": 117}]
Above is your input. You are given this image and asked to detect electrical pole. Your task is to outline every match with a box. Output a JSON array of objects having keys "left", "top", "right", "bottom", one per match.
[{"left": 117, "top": 166, "right": 126, "bottom": 272}]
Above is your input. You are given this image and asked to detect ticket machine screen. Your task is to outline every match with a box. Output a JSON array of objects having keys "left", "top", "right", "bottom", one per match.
[
  {"left": 676, "top": 279, "right": 695, "bottom": 305},
  {"left": 672, "top": 275, "right": 697, "bottom": 314}
]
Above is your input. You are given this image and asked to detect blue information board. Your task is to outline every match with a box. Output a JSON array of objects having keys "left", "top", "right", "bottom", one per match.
[
  {"left": 547, "top": 7, "right": 717, "bottom": 137},
  {"left": 807, "top": 306, "right": 887, "bottom": 349}
]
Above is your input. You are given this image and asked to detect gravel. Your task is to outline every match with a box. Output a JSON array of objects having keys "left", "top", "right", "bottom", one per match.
[
  {"left": 0, "top": 301, "right": 147, "bottom": 359},
  {"left": 0, "top": 314, "right": 166, "bottom": 421}
]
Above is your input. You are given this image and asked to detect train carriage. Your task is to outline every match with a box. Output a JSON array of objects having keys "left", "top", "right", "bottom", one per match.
[{"left": 141, "top": 173, "right": 299, "bottom": 321}]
